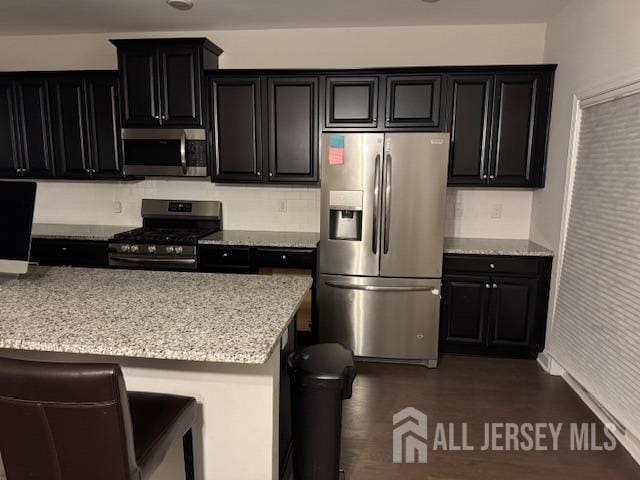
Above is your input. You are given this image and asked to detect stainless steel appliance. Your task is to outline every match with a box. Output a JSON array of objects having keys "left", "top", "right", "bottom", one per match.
[
  {"left": 318, "top": 132, "right": 450, "bottom": 367},
  {"left": 122, "top": 129, "right": 207, "bottom": 177},
  {"left": 109, "top": 199, "right": 221, "bottom": 270}
]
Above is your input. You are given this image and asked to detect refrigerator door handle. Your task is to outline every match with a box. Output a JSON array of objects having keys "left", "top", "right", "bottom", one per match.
[
  {"left": 325, "top": 281, "right": 439, "bottom": 294},
  {"left": 383, "top": 154, "right": 392, "bottom": 254},
  {"left": 372, "top": 153, "right": 381, "bottom": 254}
]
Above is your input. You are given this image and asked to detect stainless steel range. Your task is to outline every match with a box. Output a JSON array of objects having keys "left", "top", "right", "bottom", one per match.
[{"left": 109, "top": 199, "right": 222, "bottom": 270}]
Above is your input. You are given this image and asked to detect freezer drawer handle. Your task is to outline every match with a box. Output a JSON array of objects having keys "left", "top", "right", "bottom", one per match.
[
  {"left": 372, "top": 153, "right": 381, "bottom": 254},
  {"left": 326, "top": 281, "right": 438, "bottom": 294}
]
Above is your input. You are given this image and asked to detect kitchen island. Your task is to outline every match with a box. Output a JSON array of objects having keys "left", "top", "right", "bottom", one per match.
[{"left": 0, "top": 266, "right": 312, "bottom": 480}]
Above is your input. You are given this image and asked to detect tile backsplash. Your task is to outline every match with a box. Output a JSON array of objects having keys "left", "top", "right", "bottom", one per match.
[{"left": 33, "top": 180, "right": 533, "bottom": 238}]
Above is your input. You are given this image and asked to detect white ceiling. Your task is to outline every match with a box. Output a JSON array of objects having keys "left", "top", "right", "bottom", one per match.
[{"left": 0, "top": 0, "right": 570, "bottom": 35}]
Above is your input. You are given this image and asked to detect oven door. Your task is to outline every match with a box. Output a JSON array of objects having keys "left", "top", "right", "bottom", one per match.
[{"left": 122, "top": 129, "right": 207, "bottom": 177}]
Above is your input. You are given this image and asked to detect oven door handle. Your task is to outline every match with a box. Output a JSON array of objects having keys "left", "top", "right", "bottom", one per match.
[
  {"left": 180, "top": 130, "right": 188, "bottom": 175},
  {"left": 110, "top": 256, "right": 196, "bottom": 265}
]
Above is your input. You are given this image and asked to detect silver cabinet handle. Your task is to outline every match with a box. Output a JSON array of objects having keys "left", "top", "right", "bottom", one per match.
[
  {"left": 489, "top": 175, "right": 495, "bottom": 179},
  {"left": 281, "top": 255, "right": 287, "bottom": 260},
  {"left": 372, "top": 153, "right": 381, "bottom": 254},
  {"left": 152, "top": 114, "right": 159, "bottom": 119},
  {"left": 493, "top": 283, "right": 498, "bottom": 289},
  {"left": 326, "top": 281, "right": 438, "bottom": 294},
  {"left": 222, "top": 252, "right": 228, "bottom": 257},
  {"left": 383, "top": 153, "right": 392, "bottom": 255},
  {"left": 482, "top": 174, "right": 488, "bottom": 179},
  {"left": 180, "top": 129, "right": 187, "bottom": 175},
  {"left": 485, "top": 283, "right": 491, "bottom": 289},
  {"left": 490, "top": 263, "right": 495, "bottom": 269},
  {"left": 257, "top": 171, "right": 261, "bottom": 176}
]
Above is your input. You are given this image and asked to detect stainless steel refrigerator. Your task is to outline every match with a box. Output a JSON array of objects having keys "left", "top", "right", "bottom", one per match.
[{"left": 318, "top": 132, "right": 450, "bottom": 367}]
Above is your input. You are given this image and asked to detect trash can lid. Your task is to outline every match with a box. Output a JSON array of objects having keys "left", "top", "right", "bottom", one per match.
[{"left": 288, "top": 343, "right": 355, "bottom": 383}]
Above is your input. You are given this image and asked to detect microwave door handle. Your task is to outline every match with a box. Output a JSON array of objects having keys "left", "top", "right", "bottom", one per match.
[
  {"left": 372, "top": 153, "right": 381, "bottom": 254},
  {"left": 383, "top": 154, "right": 392, "bottom": 254},
  {"left": 180, "top": 130, "right": 187, "bottom": 175}
]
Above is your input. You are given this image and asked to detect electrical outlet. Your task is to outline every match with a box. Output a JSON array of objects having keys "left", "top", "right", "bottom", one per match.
[
  {"left": 277, "top": 200, "right": 287, "bottom": 213},
  {"left": 454, "top": 203, "right": 464, "bottom": 218},
  {"left": 491, "top": 204, "right": 503, "bottom": 219},
  {"left": 112, "top": 201, "right": 122, "bottom": 214}
]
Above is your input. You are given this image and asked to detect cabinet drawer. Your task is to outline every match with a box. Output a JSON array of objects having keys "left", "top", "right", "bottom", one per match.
[
  {"left": 443, "top": 254, "right": 540, "bottom": 276},
  {"left": 256, "top": 248, "right": 314, "bottom": 269},
  {"left": 199, "top": 246, "right": 252, "bottom": 268},
  {"left": 30, "top": 239, "right": 108, "bottom": 267}
]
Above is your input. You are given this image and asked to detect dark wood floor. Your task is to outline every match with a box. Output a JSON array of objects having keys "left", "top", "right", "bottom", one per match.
[{"left": 341, "top": 355, "right": 640, "bottom": 480}]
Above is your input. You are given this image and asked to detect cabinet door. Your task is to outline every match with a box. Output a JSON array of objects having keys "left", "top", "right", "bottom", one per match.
[
  {"left": 385, "top": 75, "right": 442, "bottom": 129},
  {"left": 119, "top": 47, "right": 161, "bottom": 126},
  {"left": 487, "top": 276, "right": 538, "bottom": 348},
  {"left": 159, "top": 45, "right": 202, "bottom": 126},
  {"left": 0, "top": 79, "right": 21, "bottom": 177},
  {"left": 50, "top": 76, "right": 91, "bottom": 178},
  {"left": 210, "top": 77, "right": 263, "bottom": 182},
  {"left": 446, "top": 75, "right": 493, "bottom": 185},
  {"left": 86, "top": 75, "right": 123, "bottom": 178},
  {"left": 488, "top": 74, "right": 539, "bottom": 187},
  {"left": 267, "top": 77, "right": 318, "bottom": 182},
  {"left": 15, "top": 78, "right": 55, "bottom": 178},
  {"left": 440, "top": 275, "right": 491, "bottom": 352},
  {"left": 324, "top": 76, "right": 379, "bottom": 128}
]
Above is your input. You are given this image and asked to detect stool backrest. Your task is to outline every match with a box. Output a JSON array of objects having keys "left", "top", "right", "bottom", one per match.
[{"left": 0, "top": 357, "right": 139, "bottom": 480}]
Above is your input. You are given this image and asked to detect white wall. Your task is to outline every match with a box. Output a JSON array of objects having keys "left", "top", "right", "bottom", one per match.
[
  {"left": 0, "top": 24, "right": 546, "bottom": 235},
  {"left": 531, "top": 0, "right": 640, "bottom": 331}
]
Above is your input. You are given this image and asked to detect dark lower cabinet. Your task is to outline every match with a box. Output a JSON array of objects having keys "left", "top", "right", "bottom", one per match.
[
  {"left": 30, "top": 239, "right": 109, "bottom": 267},
  {"left": 440, "top": 255, "right": 552, "bottom": 357},
  {"left": 15, "top": 78, "right": 55, "bottom": 178},
  {"left": 267, "top": 77, "right": 318, "bottom": 182}
]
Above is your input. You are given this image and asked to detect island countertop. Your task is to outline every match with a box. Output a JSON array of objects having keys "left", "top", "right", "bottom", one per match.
[{"left": 0, "top": 266, "right": 311, "bottom": 364}]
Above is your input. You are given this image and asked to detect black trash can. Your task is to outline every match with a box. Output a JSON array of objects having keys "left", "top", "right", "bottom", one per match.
[{"left": 288, "top": 343, "right": 356, "bottom": 480}]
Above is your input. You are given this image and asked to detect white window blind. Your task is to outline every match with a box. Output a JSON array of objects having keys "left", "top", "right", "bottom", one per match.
[{"left": 550, "top": 89, "right": 640, "bottom": 437}]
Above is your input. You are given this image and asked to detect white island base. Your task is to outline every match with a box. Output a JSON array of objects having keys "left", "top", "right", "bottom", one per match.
[{"left": 0, "top": 347, "right": 282, "bottom": 480}]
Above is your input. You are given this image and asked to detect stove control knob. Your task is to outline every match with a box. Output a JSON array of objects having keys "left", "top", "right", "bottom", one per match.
[
  {"left": 120, "top": 244, "right": 131, "bottom": 253},
  {"left": 130, "top": 245, "right": 139, "bottom": 253},
  {"left": 166, "top": 246, "right": 175, "bottom": 254},
  {"left": 174, "top": 246, "right": 183, "bottom": 254},
  {"left": 148, "top": 245, "right": 157, "bottom": 254}
]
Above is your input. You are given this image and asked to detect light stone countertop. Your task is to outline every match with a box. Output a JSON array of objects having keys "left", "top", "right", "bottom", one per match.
[
  {"left": 0, "top": 266, "right": 312, "bottom": 364},
  {"left": 199, "top": 230, "right": 319, "bottom": 249},
  {"left": 32, "top": 224, "right": 138, "bottom": 242},
  {"left": 444, "top": 237, "right": 553, "bottom": 257}
]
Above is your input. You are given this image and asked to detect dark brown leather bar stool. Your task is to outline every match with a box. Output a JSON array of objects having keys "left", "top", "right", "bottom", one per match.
[{"left": 0, "top": 357, "right": 197, "bottom": 480}]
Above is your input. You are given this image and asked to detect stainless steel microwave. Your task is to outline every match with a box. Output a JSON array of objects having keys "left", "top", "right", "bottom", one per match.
[{"left": 122, "top": 129, "right": 208, "bottom": 177}]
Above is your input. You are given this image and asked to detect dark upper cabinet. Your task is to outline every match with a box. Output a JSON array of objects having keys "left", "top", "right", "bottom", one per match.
[
  {"left": 487, "top": 276, "right": 538, "bottom": 348},
  {"left": 118, "top": 46, "right": 160, "bottom": 126},
  {"left": 267, "top": 77, "right": 318, "bottom": 182},
  {"left": 50, "top": 76, "right": 92, "bottom": 178},
  {"left": 440, "top": 275, "right": 490, "bottom": 351},
  {"left": 210, "top": 77, "right": 263, "bottom": 182},
  {"left": 488, "top": 73, "right": 551, "bottom": 187},
  {"left": 50, "top": 73, "right": 123, "bottom": 179},
  {"left": 15, "top": 78, "right": 55, "bottom": 178},
  {"left": 210, "top": 74, "right": 319, "bottom": 184},
  {"left": 112, "top": 38, "right": 222, "bottom": 128},
  {"left": 446, "top": 75, "right": 493, "bottom": 185},
  {"left": 385, "top": 75, "right": 442, "bottom": 129},
  {"left": 159, "top": 45, "right": 202, "bottom": 126},
  {"left": 324, "top": 76, "right": 379, "bottom": 129},
  {"left": 446, "top": 68, "right": 554, "bottom": 188},
  {"left": 0, "top": 79, "right": 21, "bottom": 177},
  {"left": 86, "top": 74, "right": 123, "bottom": 178}
]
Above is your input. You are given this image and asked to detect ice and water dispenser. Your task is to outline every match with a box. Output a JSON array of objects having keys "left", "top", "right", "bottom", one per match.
[{"left": 329, "top": 190, "right": 363, "bottom": 241}]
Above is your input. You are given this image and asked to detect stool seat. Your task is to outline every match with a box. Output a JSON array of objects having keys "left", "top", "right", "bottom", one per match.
[
  {"left": 129, "top": 392, "right": 197, "bottom": 479},
  {"left": 0, "top": 357, "right": 198, "bottom": 480}
]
